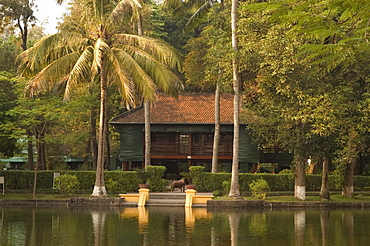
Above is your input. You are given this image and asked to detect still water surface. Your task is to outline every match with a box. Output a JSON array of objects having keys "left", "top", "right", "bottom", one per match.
[{"left": 0, "top": 206, "right": 370, "bottom": 246}]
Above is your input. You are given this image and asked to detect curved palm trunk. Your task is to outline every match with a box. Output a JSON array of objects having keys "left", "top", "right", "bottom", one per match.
[
  {"left": 137, "top": 16, "right": 151, "bottom": 169},
  {"left": 229, "top": 0, "right": 241, "bottom": 199},
  {"left": 91, "top": 59, "right": 108, "bottom": 197},
  {"left": 211, "top": 83, "right": 220, "bottom": 173}
]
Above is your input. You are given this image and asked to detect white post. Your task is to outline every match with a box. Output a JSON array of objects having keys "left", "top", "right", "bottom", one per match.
[
  {"left": 53, "top": 172, "right": 60, "bottom": 189},
  {"left": 0, "top": 177, "right": 4, "bottom": 195}
]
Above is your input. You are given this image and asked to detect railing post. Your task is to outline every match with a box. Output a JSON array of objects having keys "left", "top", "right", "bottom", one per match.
[
  {"left": 138, "top": 188, "right": 149, "bottom": 207},
  {"left": 185, "top": 189, "right": 196, "bottom": 207}
]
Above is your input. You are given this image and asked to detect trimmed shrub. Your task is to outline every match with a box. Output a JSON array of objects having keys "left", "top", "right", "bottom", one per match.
[
  {"left": 55, "top": 174, "right": 79, "bottom": 197},
  {"left": 249, "top": 178, "right": 269, "bottom": 199},
  {"left": 146, "top": 166, "right": 167, "bottom": 192}
]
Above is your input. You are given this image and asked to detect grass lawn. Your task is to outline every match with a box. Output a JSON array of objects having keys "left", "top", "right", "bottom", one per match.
[
  {"left": 265, "top": 194, "right": 370, "bottom": 202},
  {"left": 214, "top": 193, "right": 370, "bottom": 203}
]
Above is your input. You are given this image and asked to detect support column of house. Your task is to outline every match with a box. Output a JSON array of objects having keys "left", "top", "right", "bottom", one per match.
[{"left": 188, "top": 133, "right": 192, "bottom": 167}]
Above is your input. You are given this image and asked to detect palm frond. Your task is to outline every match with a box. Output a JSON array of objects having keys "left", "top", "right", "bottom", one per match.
[
  {"left": 111, "top": 48, "right": 157, "bottom": 102},
  {"left": 120, "top": 45, "right": 183, "bottom": 95},
  {"left": 114, "top": 34, "right": 183, "bottom": 71},
  {"left": 17, "top": 33, "right": 86, "bottom": 76},
  {"left": 104, "top": 48, "right": 135, "bottom": 105},
  {"left": 162, "top": 0, "right": 185, "bottom": 17},
  {"left": 65, "top": 46, "right": 95, "bottom": 100},
  {"left": 25, "top": 52, "right": 81, "bottom": 98},
  {"left": 184, "top": 0, "right": 212, "bottom": 32},
  {"left": 109, "top": 0, "right": 142, "bottom": 26}
]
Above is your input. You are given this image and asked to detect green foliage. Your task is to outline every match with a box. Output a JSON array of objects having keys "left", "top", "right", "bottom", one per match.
[
  {"left": 55, "top": 174, "right": 79, "bottom": 197},
  {"left": 110, "top": 171, "right": 140, "bottom": 193},
  {"left": 106, "top": 178, "right": 119, "bottom": 193},
  {"left": 249, "top": 179, "right": 269, "bottom": 200},
  {"left": 0, "top": 37, "right": 21, "bottom": 72},
  {"left": 222, "top": 180, "right": 231, "bottom": 194},
  {"left": 212, "top": 180, "right": 231, "bottom": 197},
  {"left": 181, "top": 165, "right": 205, "bottom": 186},
  {"left": 146, "top": 165, "right": 167, "bottom": 192},
  {"left": 135, "top": 168, "right": 155, "bottom": 184},
  {"left": 199, "top": 172, "right": 229, "bottom": 192},
  {"left": 0, "top": 72, "right": 18, "bottom": 156}
]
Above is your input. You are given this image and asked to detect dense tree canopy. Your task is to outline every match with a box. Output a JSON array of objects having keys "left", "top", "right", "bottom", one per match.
[
  {"left": 1, "top": 0, "right": 370, "bottom": 200},
  {"left": 17, "top": 0, "right": 182, "bottom": 196}
]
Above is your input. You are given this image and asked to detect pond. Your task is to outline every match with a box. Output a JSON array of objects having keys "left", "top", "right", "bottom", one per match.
[{"left": 0, "top": 206, "right": 370, "bottom": 246}]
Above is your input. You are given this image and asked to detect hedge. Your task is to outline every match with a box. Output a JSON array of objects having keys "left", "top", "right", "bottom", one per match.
[
  {"left": 0, "top": 170, "right": 140, "bottom": 193},
  {"left": 194, "top": 173, "right": 370, "bottom": 193},
  {"left": 1, "top": 170, "right": 370, "bottom": 193}
]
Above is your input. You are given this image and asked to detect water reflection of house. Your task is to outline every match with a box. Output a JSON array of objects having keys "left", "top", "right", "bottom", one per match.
[{"left": 110, "top": 93, "right": 292, "bottom": 178}]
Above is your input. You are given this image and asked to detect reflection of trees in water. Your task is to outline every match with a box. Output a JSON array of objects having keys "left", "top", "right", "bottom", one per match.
[
  {"left": 229, "top": 212, "right": 241, "bottom": 246},
  {"left": 248, "top": 212, "right": 267, "bottom": 236},
  {"left": 0, "top": 207, "right": 363, "bottom": 245},
  {"left": 91, "top": 211, "right": 107, "bottom": 246},
  {"left": 321, "top": 210, "right": 329, "bottom": 246},
  {"left": 342, "top": 211, "right": 354, "bottom": 246},
  {"left": 294, "top": 210, "right": 305, "bottom": 246}
]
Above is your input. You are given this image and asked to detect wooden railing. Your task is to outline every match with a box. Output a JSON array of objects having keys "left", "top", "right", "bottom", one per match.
[{"left": 151, "top": 142, "right": 232, "bottom": 156}]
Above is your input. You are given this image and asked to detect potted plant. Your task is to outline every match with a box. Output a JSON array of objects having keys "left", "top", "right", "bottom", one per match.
[{"left": 135, "top": 168, "right": 155, "bottom": 189}]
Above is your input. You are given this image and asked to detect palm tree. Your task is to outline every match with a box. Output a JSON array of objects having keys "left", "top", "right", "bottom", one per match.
[
  {"left": 228, "top": 0, "right": 241, "bottom": 199},
  {"left": 18, "top": 0, "right": 182, "bottom": 197}
]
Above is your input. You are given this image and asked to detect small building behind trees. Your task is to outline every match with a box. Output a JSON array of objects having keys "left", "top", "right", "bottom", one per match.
[{"left": 110, "top": 93, "right": 292, "bottom": 178}]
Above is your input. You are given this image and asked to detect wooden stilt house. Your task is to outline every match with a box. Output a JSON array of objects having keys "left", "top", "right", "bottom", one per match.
[{"left": 110, "top": 93, "right": 262, "bottom": 178}]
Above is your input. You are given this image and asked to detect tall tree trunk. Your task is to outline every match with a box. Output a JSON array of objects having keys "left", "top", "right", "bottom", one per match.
[
  {"left": 91, "top": 58, "right": 108, "bottom": 197},
  {"left": 35, "top": 123, "right": 47, "bottom": 170},
  {"left": 342, "top": 158, "right": 356, "bottom": 198},
  {"left": 211, "top": 83, "right": 220, "bottom": 173},
  {"left": 342, "top": 130, "right": 358, "bottom": 198},
  {"left": 137, "top": 15, "right": 151, "bottom": 169},
  {"left": 144, "top": 100, "right": 151, "bottom": 168},
  {"left": 90, "top": 110, "right": 98, "bottom": 170},
  {"left": 320, "top": 157, "right": 330, "bottom": 200},
  {"left": 105, "top": 124, "right": 110, "bottom": 170},
  {"left": 294, "top": 155, "right": 306, "bottom": 200},
  {"left": 27, "top": 130, "right": 34, "bottom": 170},
  {"left": 32, "top": 160, "right": 38, "bottom": 199},
  {"left": 229, "top": 0, "right": 241, "bottom": 199}
]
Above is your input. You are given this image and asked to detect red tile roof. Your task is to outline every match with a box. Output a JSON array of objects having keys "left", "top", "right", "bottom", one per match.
[{"left": 110, "top": 93, "right": 235, "bottom": 124}]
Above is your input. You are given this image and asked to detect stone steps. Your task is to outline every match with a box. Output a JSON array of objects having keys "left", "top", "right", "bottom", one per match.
[
  {"left": 145, "top": 192, "right": 211, "bottom": 207},
  {"left": 120, "top": 191, "right": 212, "bottom": 207},
  {"left": 146, "top": 192, "right": 186, "bottom": 207}
]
